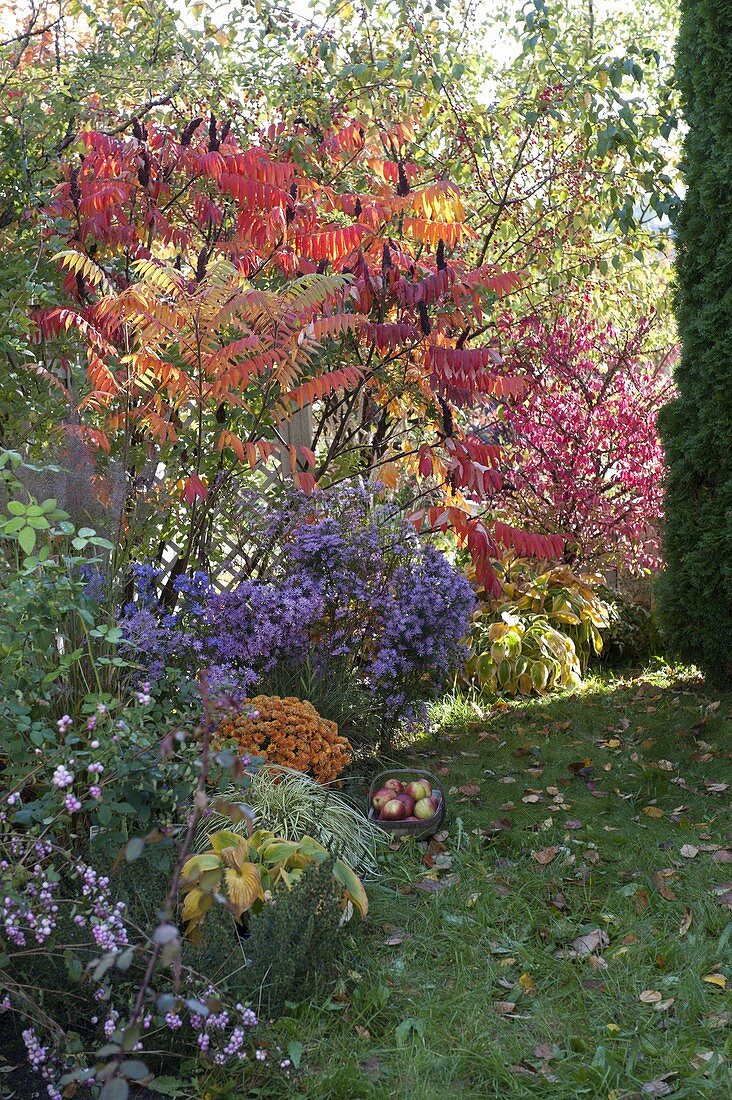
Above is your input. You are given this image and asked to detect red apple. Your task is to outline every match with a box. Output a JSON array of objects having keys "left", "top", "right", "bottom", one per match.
[
  {"left": 371, "top": 787, "right": 394, "bottom": 813},
  {"left": 414, "top": 796, "right": 438, "bottom": 820},
  {"left": 380, "top": 798, "right": 407, "bottom": 820},
  {"left": 396, "top": 793, "right": 415, "bottom": 815},
  {"left": 384, "top": 778, "right": 403, "bottom": 794},
  {"left": 404, "top": 780, "right": 429, "bottom": 802}
]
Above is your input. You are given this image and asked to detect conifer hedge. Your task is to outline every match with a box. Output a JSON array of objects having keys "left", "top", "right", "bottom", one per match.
[{"left": 657, "top": 0, "right": 732, "bottom": 682}]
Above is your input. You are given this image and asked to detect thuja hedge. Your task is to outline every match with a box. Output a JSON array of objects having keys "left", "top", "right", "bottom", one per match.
[{"left": 658, "top": 0, "right": 732, "bottom": 683}]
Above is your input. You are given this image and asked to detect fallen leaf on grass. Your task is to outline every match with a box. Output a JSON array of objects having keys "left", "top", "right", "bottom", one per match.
[
  {"left": 680, "top": 844, "right": 699, "bottom": 858},
  {"left": 494, "top": 1001, "right": 517, "bottom": 1015},
  {"left": 565, "top": 928, "right": 609, "bottom": 957},
  {"left": 534, "top": 846, "right": 558, "bottom": 865},
  {"left": 458, "top": 783, "right": 481, "bottom": 799},
  {"left": 654, "top": 998, "right": 676, "bottom": 1012},
  {"left": 703, "top": 974, "right": 727, "bottom": 990},
  {"left": 643, "top": 805, "right": 664, "bottom": 818},
  {"left": 518, "top": 972, "right": 537, "bottom": 995},
  {"left": 383, "top": 926, "right": 411, "bottom": 946},
  {"left": 533, "top": 1043, "right": 556, "bottom": 1061},
  {"left": 679, "top": 908, "right": 693, "bottom": 937},
  {"left": 712, "top": 849, "right": 732, "bottom": 864},
  {"left": 651, "top": 870, "right": 677, "bottom": 901},
  {"left": 360, "top": 1056, "right": 383, "bottom": 1082},
  {"left": 565, "top": 819, "right": 582, "bottom": 830},
  {"left": 635, "top": 887, "right": 650, "bottom": 913},
  {"left": 641, "top": 1073, "right": 678, "bottom": 1096},
  {"left": 522, "top": 793, "right": 541, "bottom": 804},
  {"left": 639, "top": 990, "right": 663, "bottom": 1004},
  {"left": 410, "top": 873, "right": 461, "bottom": 894},
  {"left": 550, "top": 892, "right": 568, "bottom": 910}
]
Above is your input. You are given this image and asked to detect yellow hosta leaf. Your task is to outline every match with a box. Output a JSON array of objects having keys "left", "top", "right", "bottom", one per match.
[
  {"left": 225, "top": 863, "right": 262, "bottom": 918},
  {"left": 333, "top": 858, "right": 369, "bottom": 918},
  {"left": 181, "top": 887, "right": 215, "bottom": 941},
  {"left": 181, "top": 853, "right": 223, "bottom": 883},
  {"left": 210, "top": 830, "right": 244, "bottom": 855}
]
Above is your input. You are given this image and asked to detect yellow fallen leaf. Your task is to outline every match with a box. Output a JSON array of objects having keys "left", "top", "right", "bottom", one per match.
[
  {"left": 703, "top": 974, "right": 727, "bottom": 989},
  {"left": 519, "top": 972, "right": 537, "bottom": 995},
  {"left": 606, "top": 1023, "right": 620, "bottom": 1033},
  {"left": 639, "top": 989, "right": 662, "bottom": 1003},
  {"left": 606, "top": 739, "right": 621, "bottom": 748},
  {"left": 643, "top": 806, "right": 664, "bottom": 818}
]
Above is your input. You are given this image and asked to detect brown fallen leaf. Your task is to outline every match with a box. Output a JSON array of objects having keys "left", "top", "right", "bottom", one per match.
[
  {"left": 522, "top": 793, "right": 541, "bottom": 804},
  {"left": 712, "top": 849, "right": 732, "bottom": 864},
  {"left": 635, "top": 887, "right": 650, "bottom": 914},
  {"left": 679, "top": 907, "right": 692, "bottom": 937},
  {"left": 571, "top": 928, "right": 610, "bottom": 956},
  {"left": 680, "top": 844, "right": 699, "bottom": 858},
  {"left": 533, "top": 1043, "right": 555, "bottom": 1061},
  {"left": 534, "top": 846, "right": 559, "bottom": 865},
  {"left": 550, "top": 892, "right": 568, "bottom": 911},
  {"left": 494, "top": 1001, "right": 517, "bottom": 1015},
  {"left": 651, "top": 870, "right": 677, "bottom": 901},
  {"left": 411, "top": 872, "right": 461, "bottom": 894},
  {"left": 639, "top": 989, "right": 663, "bottom": 1004},
  {"left": 360, "top": 1055, "right": 383, "bottom": 1082},
  {"left": 355, "top": 1025, "right": 371, "bottom": 1039},
  {"left": 383, "top": 926, "right": 411, "bottom": 946},
  {"left": 641, "top": 1072, "right": 678, "bottom": 1096},
  {"left": 458, "top": 783, "right": 481, "bottom": 798},
  {"left": 643, "top": 805, "right": 664, "bottom": 818}
]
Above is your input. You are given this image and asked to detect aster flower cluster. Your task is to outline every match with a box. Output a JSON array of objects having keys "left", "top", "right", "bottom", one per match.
[{"left": 120, "top": 481, "right": 474, "bottom": 723}]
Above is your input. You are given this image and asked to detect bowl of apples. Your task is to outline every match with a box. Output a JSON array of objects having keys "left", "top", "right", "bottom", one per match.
[{"left": 367, "top": 769, "right": 445, "bottom": 838}]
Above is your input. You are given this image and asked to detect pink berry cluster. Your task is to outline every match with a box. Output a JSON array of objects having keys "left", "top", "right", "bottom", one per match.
[{"left": 1, "top": 840, "right": 58, "bottom": 947}]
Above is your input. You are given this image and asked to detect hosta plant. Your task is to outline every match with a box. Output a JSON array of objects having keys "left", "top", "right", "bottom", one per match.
[
  {"left": 180, "top": 829, "right": 368, "bottom": 941},
  {"left": 467, "top": 555, "right": 611, "bottom": 696}
]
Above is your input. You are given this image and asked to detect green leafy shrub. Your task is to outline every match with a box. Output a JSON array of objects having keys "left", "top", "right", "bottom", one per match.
[
  {"left": 657, "top": 0, "right": 732, "bottom": 684},
  {"left": 467, "top": 556, "right": 611, "bottom": 696},
  {"left": 243, "top": 859, "right": 349, "bottom": 1013},
  {"left": 597, "top": 586, "right": 662, "bottom": 665}
]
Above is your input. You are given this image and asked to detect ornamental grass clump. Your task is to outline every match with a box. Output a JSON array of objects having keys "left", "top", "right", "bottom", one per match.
[
  {"left": 199, "top": 765, "right": 387, "bottom": 875},
  {"left": 216, "top": 695, "right": 351, "bottom": 783}
]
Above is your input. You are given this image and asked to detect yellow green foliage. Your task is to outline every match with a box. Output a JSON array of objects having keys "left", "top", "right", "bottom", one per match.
[
  {"left": 467, "top": 556, "right": 611, "bottom": 696},
  {"left": 180, "top": 828, "right": 367, "bottom": 942}
]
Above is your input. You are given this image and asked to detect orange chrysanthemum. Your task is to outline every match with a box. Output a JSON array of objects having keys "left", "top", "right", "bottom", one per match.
[{"left": 215, "top": 695, "right": 351, "bottom": 783}]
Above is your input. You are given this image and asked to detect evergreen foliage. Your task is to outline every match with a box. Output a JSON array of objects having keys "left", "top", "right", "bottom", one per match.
[{"left": 657, "top": 0, "right": 732, "bottom": 681}]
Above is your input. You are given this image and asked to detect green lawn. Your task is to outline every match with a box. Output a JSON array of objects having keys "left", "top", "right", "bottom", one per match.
[{"left": 267, "top": 665, "right": 732, "bottom": 1099}]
